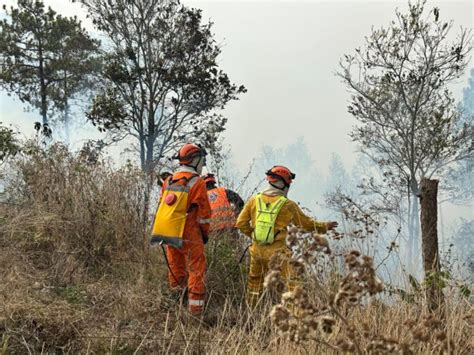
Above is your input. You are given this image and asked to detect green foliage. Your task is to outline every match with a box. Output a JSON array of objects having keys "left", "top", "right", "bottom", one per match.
[
  {"left": 424, "top": 270, "right": 450, "bottom": 290},
  {"left": 1, "top": 334, "right": 9, "bottom": 354},
  {"left": 393, "top": 287, "right": 415, "bottom": 303},
  {"left": 408, "top": 274, "right": 421, "bottom": 292},
  {"left": 78, "top": 0, "right": 246, "bottom": 170},
  {"left": 206, "top": 232, "right": 247, "bottom": 305},
  {"left": 0, "top": 0, "right": 101, "bottom": 125},
  {"left": 0, "top": 123, "right": 19, "bottom": 162},
  {"left": 459, "top": 284, "right": 471, "bottom": 298},
  {"left": 55, "top": 286, "right": 86, "bottom": 305},
  {"left": 87, "top": 88, "right": 127, "bottom": 133}
]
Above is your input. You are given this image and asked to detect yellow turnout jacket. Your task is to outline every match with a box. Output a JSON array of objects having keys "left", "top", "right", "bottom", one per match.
[{"left": 236, "top": 194, "right": 328, "bottom": 243}]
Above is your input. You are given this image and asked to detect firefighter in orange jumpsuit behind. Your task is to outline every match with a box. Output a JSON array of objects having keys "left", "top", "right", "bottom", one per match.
[
  {"left": 202, "top": 173, "right": 244, "bottom": 235},
  {"left": 151, "top": 143, "right": 211, "bottom": 315}
]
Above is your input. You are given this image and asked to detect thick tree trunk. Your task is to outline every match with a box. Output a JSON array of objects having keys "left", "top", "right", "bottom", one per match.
[{"left": 419, "top": 178, "right": 443, "bottom": 311}]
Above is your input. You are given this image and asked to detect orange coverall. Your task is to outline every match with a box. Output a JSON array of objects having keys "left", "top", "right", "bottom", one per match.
[{"left": 161, "top": 171, "right": 211, "bottom": 314}]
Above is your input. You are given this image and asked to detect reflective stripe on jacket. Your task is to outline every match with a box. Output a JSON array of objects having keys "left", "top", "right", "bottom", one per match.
[{"left": 152, "top": 171, "right": 211, "bottom": 247}]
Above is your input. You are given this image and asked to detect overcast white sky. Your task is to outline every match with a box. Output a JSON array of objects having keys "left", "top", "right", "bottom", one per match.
[{"left": 1, "top": 0, "right": 473, "bottom": 173}]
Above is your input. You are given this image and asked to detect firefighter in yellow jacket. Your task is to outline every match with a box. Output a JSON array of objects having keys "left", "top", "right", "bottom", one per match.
[{"left": 236, "top": 165, "right": 338, "bottom": 306}]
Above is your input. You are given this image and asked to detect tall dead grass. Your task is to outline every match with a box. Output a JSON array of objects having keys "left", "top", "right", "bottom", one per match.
[{"left": 0, "top": 143, "right": 472, "bottom": 354}]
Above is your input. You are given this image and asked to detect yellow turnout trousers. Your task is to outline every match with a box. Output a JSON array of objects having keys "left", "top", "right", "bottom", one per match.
[{"left": 246, "top": 240, "right": 298, "bottom": 307}]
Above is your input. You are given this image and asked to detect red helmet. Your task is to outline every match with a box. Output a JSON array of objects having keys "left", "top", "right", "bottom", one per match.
[
  {"left": 176, "top": 143, "right": 207, "bottom": 165},
  {"left": 202, "top": 173, "right": 216, "bottom": 184},
  {"left": 266, "top": 165, "right": 295, "bottom": 186}
]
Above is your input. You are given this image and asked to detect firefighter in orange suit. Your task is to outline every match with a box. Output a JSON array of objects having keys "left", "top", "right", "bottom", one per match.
[
  {"left": 151, "top": 143, "right": 211, "bottom": 315},
  {"left": 202, "top": 173, "right": 244, "bottom": 235}
]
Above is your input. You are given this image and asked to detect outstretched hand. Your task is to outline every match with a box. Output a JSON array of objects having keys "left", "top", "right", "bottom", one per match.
[{"left": 327, "top": 221, "right": 338, "bottom": 230}]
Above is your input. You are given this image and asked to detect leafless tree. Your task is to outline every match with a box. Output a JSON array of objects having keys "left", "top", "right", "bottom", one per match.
[{"left": 338, "top": 0, "right": 473, "bottom": 266}]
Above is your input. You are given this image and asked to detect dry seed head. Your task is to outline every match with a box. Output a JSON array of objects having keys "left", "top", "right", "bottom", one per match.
[
  {"left": 303, "top": 250, "right": 313, "bottom": 260},
  {"left": 344, "top": 254, "right": 358, "bottom": 268},
  {"left": 349, "top": 250, "right": 361, "bottom": 257},
  {"left": 289, "top": 259, "right": 305, "bottom": 276},
  {"left": 362, "top": 255, "right": 373, "bottom": 267},
  {"left": 292, "top": 285, "right": 304, "bottom": 297},
  {"left": 268, "top": 251, "right": 285, "bottom": 271},
  {"left": 270, "top": 305, "right": 291, "bottom": 323},
  {"left": 302, "top": 317, "right": 318, "bottom": 330},
  {"left": 320, "top": 316, "right": 336, "bottom": 334},
  {"left": 288, "top": 226, "right": 298, "bottom": 234},
  {"left": 282, "top": 290, "right": 296, "bottom": 305},
  {"left": 313, "top": 233, "right": 329, "bottom": 247},
  {"left": 334, "top": 290, "right": 349, "bottom": 306},
  {"left": 264, "top": 270, "right": 285, "bottom": 292},
  {"left": 348, "top": 296, "right": 359, "bottom": 304},
  {"left": 286, "top": 232, "right": 297, "bottom": 247}
]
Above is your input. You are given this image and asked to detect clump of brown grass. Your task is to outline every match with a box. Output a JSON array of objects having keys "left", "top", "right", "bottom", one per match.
[{"left": 2, "top": 142, "right": 150, "bottom": 279}]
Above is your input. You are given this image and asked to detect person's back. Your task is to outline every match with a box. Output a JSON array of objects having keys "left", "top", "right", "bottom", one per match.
[
  {"left": 203, "top": 173, "right": 244, "bottom": 234},
  {"left": 150, "top": 143, "right": 211, "bottom": 315},
  {"left": 236, "top": 165, "right": 337, "bottom": 306},
  {"left": 237, "top": 193, "right": 328, "bottom": 246}
]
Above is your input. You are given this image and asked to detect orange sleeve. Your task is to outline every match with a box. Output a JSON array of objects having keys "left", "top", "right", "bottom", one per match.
[{"left": 191, "top": 178, "right": 212, "bottom": 235}]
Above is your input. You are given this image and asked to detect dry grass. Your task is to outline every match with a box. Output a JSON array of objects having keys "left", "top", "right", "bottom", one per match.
[{"left": 1, "top": 143, "right": 472, "bottom": 354}]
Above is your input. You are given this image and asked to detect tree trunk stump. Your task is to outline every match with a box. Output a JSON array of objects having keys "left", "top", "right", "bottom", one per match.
[{"left": 420, "top": 178, "right": 443, "bottom": 311}]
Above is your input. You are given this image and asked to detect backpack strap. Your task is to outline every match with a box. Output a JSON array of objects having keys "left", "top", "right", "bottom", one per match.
[{"left": 166, "top": 174, "right": 199, "bottom": 193}]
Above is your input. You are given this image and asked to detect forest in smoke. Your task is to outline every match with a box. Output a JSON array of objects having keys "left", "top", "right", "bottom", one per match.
[{"left": 1, "top": 0, "right": 473, "bottom": 353}]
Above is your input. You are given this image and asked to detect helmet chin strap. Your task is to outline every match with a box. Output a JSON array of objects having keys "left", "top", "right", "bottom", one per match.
[
  {"left": 187, "top": 156, "right": 204, "bottom": 174},
  {"left": 270, "top": 181, "right": 289, "bottom": 190}
]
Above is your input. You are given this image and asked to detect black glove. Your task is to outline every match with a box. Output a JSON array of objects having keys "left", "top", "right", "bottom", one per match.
[{"left": 202, "top": 232, "right": 209, "bottom": 245}]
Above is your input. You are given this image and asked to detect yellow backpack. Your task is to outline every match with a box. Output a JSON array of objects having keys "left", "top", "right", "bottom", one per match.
[
  {"left": 254, "top": 193, "right": 287, "bottom": 244},
  {"left": 151, "top": 175, "right": 199, "bottom": 248}
]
